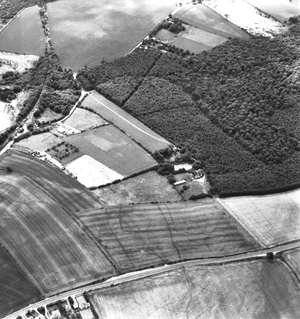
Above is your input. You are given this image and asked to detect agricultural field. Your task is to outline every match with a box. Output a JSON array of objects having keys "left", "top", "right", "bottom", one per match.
[
  {"left": 0, "top": 244, "right": 41, "bottom": 318},
  {"left": 63, "top": 108, "right": 107, "bottom": 131},
  {"left": 219, "top": 189, "right": 300, "bottom": 247},
  {"left": 15, "top": 131, "right": 62, "bottom": 152},
  {"left": 246, "top": 0, "right": 300, "bottom": 22},
  {"left": 81, "top": 92, "right": 171, "bottom": 152},
  {"left": 0, "top": 150, "right": 103, "bottom": 212},
  {"left": 47, "top": 0, "right": 176, "bottom": 70},
  {"left": 93, "top": 171, "right": 182, "bottom": 205},
  {"left": 89, "top": 259, "right": 300, "bottom": 319},
  {"left": 66, "top": 155, "right": 124, "bottom": 188},
  {"left": 204, "top": 0, "right": 287, "bottom": 37},
  {"left": 0, "top": 6, "right": 44, "bottom": 56},
  {"left": 174, "top": 3, "right": 250, "bottom": 39},
  {"left": 283, "top": 248, "right": 300, "bottom": 279},
  {"left": 80, "top": 200, "right": 261, "bottom": 272},
  {"left": 0, "top": 150, "right": 114, "bottom": 295},
  {"left": 65, "top": 125, "right": 157, "bottom": 176}
]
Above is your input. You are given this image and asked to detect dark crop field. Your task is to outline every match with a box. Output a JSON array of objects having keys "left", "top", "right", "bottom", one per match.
[
  {"left": 0, "top": 6, "right": 44, "bottom": 55},
  {"left": 47, "top": 0, "right": 176, "bottom": 70},
  {"left": 80, "top": 200, "right": 261, "bottom": 273},
  {"left": 0, "top": 244, "right": 41, "bottom": 318}
]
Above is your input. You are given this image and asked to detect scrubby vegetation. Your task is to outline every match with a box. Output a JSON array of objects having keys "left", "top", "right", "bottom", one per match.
[{"left": 35, "top": 54, "right": 81, "bottom": 117}]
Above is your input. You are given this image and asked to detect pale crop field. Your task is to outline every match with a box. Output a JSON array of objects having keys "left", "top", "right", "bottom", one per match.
[
  {"left": 47, "top": 0, "right": 176, "bottom": 70},
  {"left": 63, "top": 108, "right": 107, "bottom": 131},
  {"left": 174, "top": 3, "right": 249, "bottom": 39},
  {"left": 66, "top": 154, "right": 124, "bottom": 188},
  {"left": 204, "top": 0, "right": 288, "bottom": 37},
  {"left": 219, "top": 189, "right": 300, "bottom": 247},
  {"left": 246, "top": 0, "right": 300, "bottom": 22},
  {"left": 89, "top": 259, "right": 300, "bottom": 319}
]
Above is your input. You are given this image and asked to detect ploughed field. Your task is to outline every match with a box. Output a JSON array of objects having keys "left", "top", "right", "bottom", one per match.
[
  {"left": 89, "top": 259, "right": 300, "bottom": 319},
  {"left": 80, "top": 200, "right": 261, "bottom": 273},
  {"left": 0, "top": 245, "right": 41, "bottom": 318},
  {"left": 47, "top": 0, "right": 176, "bottom": 70},
  {"left": 0, "top": 150, "right": 115, "bottom": 296},
  {"left": 0, "top": 6, "right": 44, "bottom": 55}
]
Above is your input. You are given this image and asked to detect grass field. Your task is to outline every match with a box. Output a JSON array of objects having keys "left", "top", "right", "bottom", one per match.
[
  {"left": 219, "top": 189, "right": 300, "bottom": 247},
  {"left": 89, "top": 259, "right": 300, "bottom": 319},
  {"left": 0, "top": 244, "right": 41, "bottom": 318},
  {"left": 0, "top": 151, "right": 114, "bottom": 295},
  {"left": 246, "top": 0, "right": 300, "bottom": 22},
  {"left": 174, "top": 3, "right": 250, "bottom": 39},
  {"left": 15, "top": 132, "right": 63, "bottom": 152},
  {"left": 82, "top": 92, "right": 171, "bottom": 153},
  {"left": 0, "top": 6, "right": 44, "bottom": 55},
  {"left": 80, "top": 200, "right": 261, "bottom": 273},
  {"left": 65, "top": 125, "right": 157, "bottom": 176},
  {"left": 283, "top": 248, "right": 300, "bottom": 280},
  {"left": 47, "top": 0, "right": 176, "bottom": 70},
  {"left": 93, "top": 171, "right": 182, "bottom": 205},
  {"left": 63, "top": 108, "right": 107, "bottom": 131}
]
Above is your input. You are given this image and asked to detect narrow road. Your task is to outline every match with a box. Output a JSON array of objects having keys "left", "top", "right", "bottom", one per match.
[
  {"left": 4, "top": 240, "right": 300, "bottom": 319},
  {"left": 87, "top": 92, "right": 170, "bottom": 145}
]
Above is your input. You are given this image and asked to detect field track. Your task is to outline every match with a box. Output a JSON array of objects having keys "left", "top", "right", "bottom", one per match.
[
  {"left": 0, "top": 150, "right": 115, "bottom": 295},
  {"left": 0, "top": 6, "right": 44, "bottom": 55},
  {"left": 80, "top": 200, "right": 261, "bottom": 272}
]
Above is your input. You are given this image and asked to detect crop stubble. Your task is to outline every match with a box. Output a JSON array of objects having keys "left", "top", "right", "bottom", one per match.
[
  {"left": 0, "top": 151, "right": 114, "bottom": 295},
  {"left": 89, "top": 259, "right": 300, "bottom": 319},
  {"left": 80, "top": 200, "right": 261, "bottom": 273}
]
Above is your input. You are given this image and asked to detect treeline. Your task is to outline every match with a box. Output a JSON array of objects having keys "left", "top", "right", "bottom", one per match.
[{"left": 77, "top": 48, "right": 161, "bottom": 91}]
